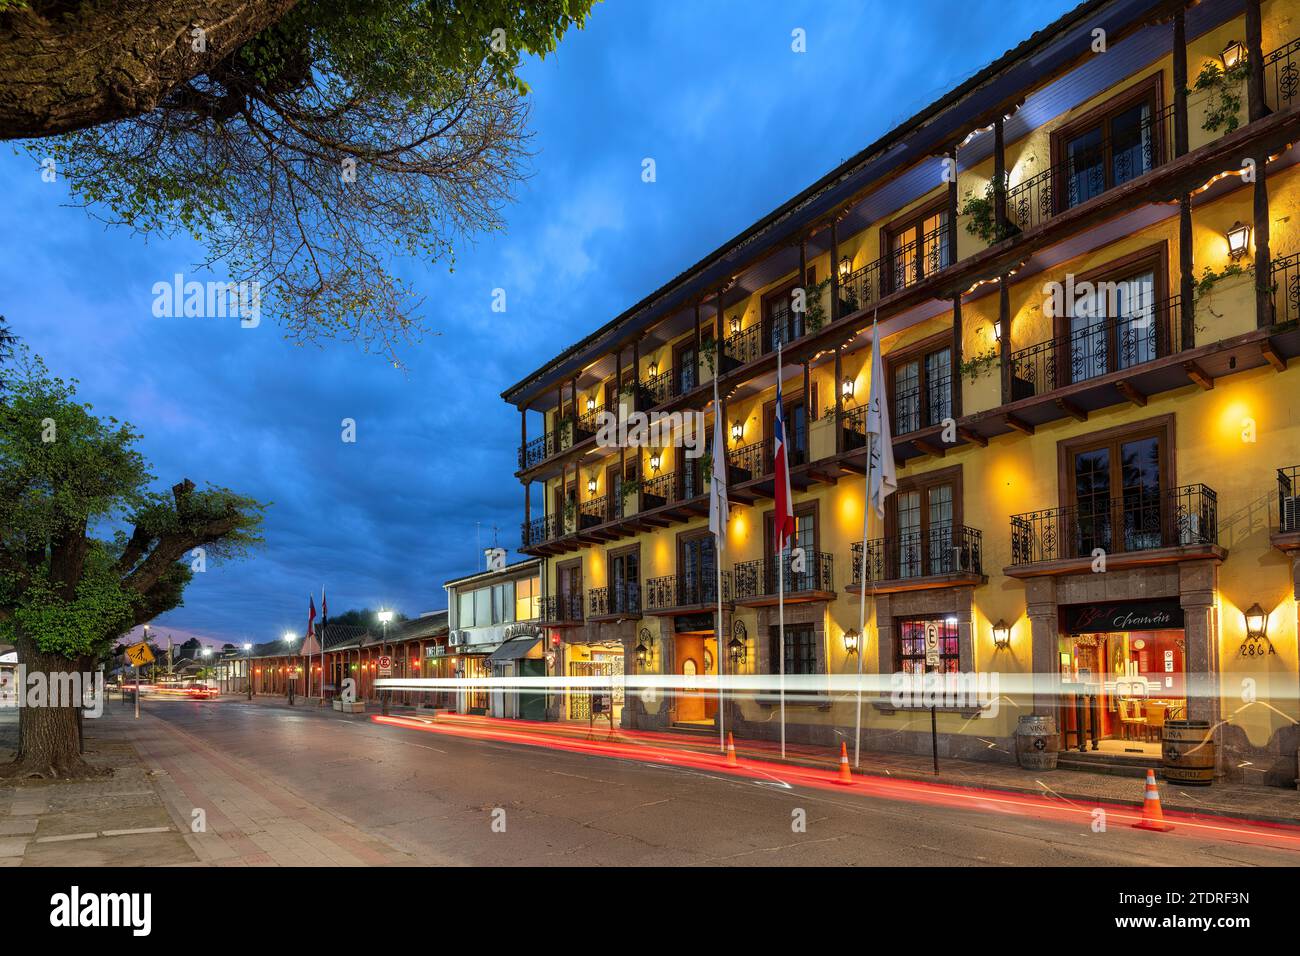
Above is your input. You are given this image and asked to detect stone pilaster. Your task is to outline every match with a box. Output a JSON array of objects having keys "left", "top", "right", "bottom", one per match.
[{"left": 1025, "top": 575, "right": 1059, "bottom": 716}]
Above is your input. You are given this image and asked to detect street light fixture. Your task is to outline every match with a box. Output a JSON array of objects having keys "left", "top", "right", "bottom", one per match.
[
  {"left": 283, "top": 631, "right": 296, "bottom": 705},
  {"left": 377, "top": 610, "right": 394, "bottom": 716},
  {"left": 243, "top": 642, "right": 253, "bottom": 700}
]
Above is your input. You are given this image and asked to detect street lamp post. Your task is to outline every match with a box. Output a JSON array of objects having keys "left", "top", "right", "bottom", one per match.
[
  {"left": 377, "top": 610, "right": 393, "bottom": 716},
  {"left": 244, "top": 642, "right": 253, "bottom": 700},
  {"left": 283, "top": 632, "right": 297, "bottom": 705}
]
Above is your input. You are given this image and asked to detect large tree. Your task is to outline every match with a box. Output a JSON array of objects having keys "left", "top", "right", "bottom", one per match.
[
  {"left": 0, "top": 350, "right": 265, "bottom": 778},
  {"left": 2, "top": 0, "right": 596, "bottom": 360}
]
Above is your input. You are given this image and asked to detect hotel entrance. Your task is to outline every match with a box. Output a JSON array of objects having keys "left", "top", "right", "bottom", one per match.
[
  {"left": 1058, "top": 598, "right": 1187, "bottom": 756},
  {"left": 672, "top": 614, "right": 718, "bottom": 728}
]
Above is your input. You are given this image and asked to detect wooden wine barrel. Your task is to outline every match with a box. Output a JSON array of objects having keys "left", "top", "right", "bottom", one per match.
[
  {"left": 1162, "top": 719, "right": 1215, "bottom": 786},
  {"left": 1015, "top": 714, "right": 1060, "bottom": 770}
]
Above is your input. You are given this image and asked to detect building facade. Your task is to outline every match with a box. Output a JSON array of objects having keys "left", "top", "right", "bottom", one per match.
[{"left": 504, "top": 0, "right": 1300, "bottom": 785}]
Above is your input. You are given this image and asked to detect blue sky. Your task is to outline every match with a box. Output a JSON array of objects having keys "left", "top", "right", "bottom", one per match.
[{"left": 0, "top": 0, "right": 1078, "bottom": 646}]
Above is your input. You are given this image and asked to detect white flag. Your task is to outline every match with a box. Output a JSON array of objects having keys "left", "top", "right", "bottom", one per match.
[
  {"left": 865, "top": 319, "right": 897, "bottom": 518},
  {"left": 708, "top": 400, "right": 729, "bottom": 549}
]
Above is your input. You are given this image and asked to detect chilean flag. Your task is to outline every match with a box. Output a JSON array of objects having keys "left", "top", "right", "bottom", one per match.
[{"left": 773, "top": 354, "right": 795, "bottom": 553}]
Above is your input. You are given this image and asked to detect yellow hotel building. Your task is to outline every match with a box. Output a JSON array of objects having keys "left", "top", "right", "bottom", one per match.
[{"left": 502, "top": 0, "right": 1300, "bottom": 786}]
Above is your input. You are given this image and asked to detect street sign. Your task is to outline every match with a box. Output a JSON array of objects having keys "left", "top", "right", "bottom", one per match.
[
  {"left": 124, "top": 641, "right": 155, "bottom": 667},
  {"left": 924, "top": 622, "right": 941, "bottom": 669},
  {"left": 377, "top": 655, "right": 392, "bottom": 677}
]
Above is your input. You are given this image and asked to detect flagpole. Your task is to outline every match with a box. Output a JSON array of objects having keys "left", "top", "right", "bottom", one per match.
[
  {"left": 855, "top": 440, "right": 871, "bottom": 769},
  {"left": 777, "top": 344, "right": 786, "bottom": 760},
  {"left": 713, "top": 375, "right": 726, "bottom": 755}
]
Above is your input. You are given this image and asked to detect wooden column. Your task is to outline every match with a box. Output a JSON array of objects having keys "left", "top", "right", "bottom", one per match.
[
  {"left": 715, "top": 291, "right": 726, "bottom": 368},
  {"left": 829, "top": 219, "right": 841, "bottom": 323},
  {"left": 1246, "top": 0, "right": 1267, "bottom": 123},
  {"left": 1173, "top": 8, "right": 1189, "bottom": 159},
  {"left": 693, "top": 301, "right": 702, "bottom": 386},
  {"left": 1247, "top": 0, "right": 1273, "bottom": 326},
  {"left": 632, "top": 336, "right": 641, "bottom": 408},
  {"left": 993, "top": 116, "right": 1007, "bottom": 237},
  {"left": 951, "top": 295, "right": 964, "bottom": 419},
  {"left": 803, "top": 359, "right": 811, "bottom": 456},
  {"left": 520, "top": 408, "right": 526, "bottom": 470},
  {"left": 833, "top": 345, "right": 843, "bottom": 454},
  {"left": 1179, "top": 195, "right": 1196, "bottom": 346},
  {"left": 523, "top": 480, "right": 530, "bottom": 543},
  {"left": 998, "top": 277, "right": 1011, "bottom": 403}
]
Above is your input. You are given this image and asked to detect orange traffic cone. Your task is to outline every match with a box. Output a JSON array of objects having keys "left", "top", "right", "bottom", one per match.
[
  {"left": 1133, "top": 769, "right": 1174, "bottom": 832},
  {"left": 725, "top": 732, "right": 738, "bottom": 767},
  {"left": 836, "top": 741, "right": 853, "bottom": 784}
]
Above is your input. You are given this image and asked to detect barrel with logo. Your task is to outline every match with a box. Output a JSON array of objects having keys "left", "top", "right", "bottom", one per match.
[
  {"left": 1014, "top": 714, "right": 1060, "bottom": 770},
  {"left": 1162, "top": 719, "right": 1215, "bottom": 786}
]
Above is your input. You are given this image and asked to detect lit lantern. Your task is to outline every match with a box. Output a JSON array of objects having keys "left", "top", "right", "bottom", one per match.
[
  {"left": 587, "top": 477, "right": 597, "bottom": 495},
  {"left": 993, "top": 321, "right": 1003, "bottom": 342},
  {"left": 992, "top": 619, "right": 1011, "bottom": 649},
  {"left": 1226, "top": 220, "right": 1251, "bottom": 260},
  {"left": 1243, "top": 602, "right": 1269, "bottom": 640},
  {"left": 648, "top": 360, "right": 659, "bottom": 378},
  {"left": 731, "top": 420, "right": 743, "bottom": 442},
  {"left": 843, "top": 628, "right": 860, "bottom": 655},
  {"left": 1220, "top": 39, "right": 1246, "bottom": 70},
  {"left": 729, "top": 315, "right": 740, "bottom": 335},
  {"left": 839, "top": 255, "right": 853, "bottom": 279},
  {"left": 635, "top": 640, "right": 649, "bottom": 668},
  {"left": 585, "top": 396, "right": 596, "bottom": 413},
  {"left": 842, "top": 376, "right": 854, "bottom": 400},
  {"left": 649, "top": 450, "right": 661, "bottom": 472}
]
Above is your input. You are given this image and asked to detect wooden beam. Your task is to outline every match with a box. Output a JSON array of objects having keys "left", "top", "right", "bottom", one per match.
[
  {"left": 1183, "top": 361, "right": 1214, "bottom": 390},
  {"left": 957, "top": 427, "right": 988, "bottom": 448},
  {"left": 1055, "top": 397, "right": 1087, "bottom": 421},
  {"left": 1115, "top": 380, "right": 1147, "bottom": 406},
  {"left": 1262, "top": 339, "right": 1287, "bottom": 371},
  {"left": 1004, "top": 413, "right": 1034, "bottom": 435},
  {"left": 912, "top": 437, "right": 947, "bottom": 458}
]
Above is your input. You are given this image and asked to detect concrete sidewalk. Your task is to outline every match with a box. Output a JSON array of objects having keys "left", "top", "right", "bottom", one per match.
[
  {"left": 0, "top": 703, "right": 414, "bottom": 866},
  {"left": 257, "top": 694, "right": 1300, "bottom": 827}
]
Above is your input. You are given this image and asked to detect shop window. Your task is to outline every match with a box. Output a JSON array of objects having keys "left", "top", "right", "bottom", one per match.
[
  {"left": 515, "top": 576, "right": 540, "bottom": 621},
  {"left": 896, "top": 618, "right": 960, "bottom": 674},
  {"left": 767, "top": 623, "right": 819, "bottom": 677}
]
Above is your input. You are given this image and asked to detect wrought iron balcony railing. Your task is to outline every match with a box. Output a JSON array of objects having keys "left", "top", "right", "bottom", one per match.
[
  {"left": 519, "top": 432, "right": 556, "bottom": 470},
  {"left": 838, "top": 225, "right": 953, "bottom": 318},
  {"left": 1273, "top": 251, "right": 1300, "bottom": 327},
  {"left": 851, "top": 524, "right": 983, "bottom": 584},
  {"left": 644, "top": 572, "right": 733, "bottom": 611},
  {"left": 725, "top": 324, "right": 763, "bottom": 366},
  {"left": 639, "top": 369, "right": 673, "bottom": 407},
  {"left": 1009, "top": 483, "right": 1218, "bottom": 565},
  {"left": 735, "top": 551, "right": 834, "bottom": 600},
  {"left": 1008, "top": 293, "right": 1185, "bottom": 400},
  {"left": 828, "top": 403, "right": 868, "bottom": 451},
  {"left": 1279, "top": 466, "right": 1300, "bottom": 534},
  {"left": 580, "top": 495, "right": 611, "bottom": 527},
  {"left": 588, "top": 582, "right": 642, "bottom": 618},
  {"left": 1007, "top": 103, "right": 1175, "bottom": 233},
  {"left": 893, "top": 370, "right": 953, "bottom": 435},
  {"left": 1265, "top": 36, "right": 1300, "bottom": 114},
  {"left": 521, "top": 513, "right": 562, "bottom": 548},
  {"left": 539, "top": 593, "right": 584, "bottom": 624},
  {"left": 727, "top": 440, "right": 765, "bottom": 483},
  {"left": 639, "top": 471, "right": 679, "bottom": 510}
]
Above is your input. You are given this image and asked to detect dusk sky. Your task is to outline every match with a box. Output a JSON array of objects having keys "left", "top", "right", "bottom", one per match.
[{"left": 0, "top": 0, "right": 1077, "bottom": 647}]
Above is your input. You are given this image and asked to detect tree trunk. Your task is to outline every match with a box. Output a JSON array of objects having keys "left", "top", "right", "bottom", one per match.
[{"left": 1, "top": 634, "right": 102, "bottom": 779}]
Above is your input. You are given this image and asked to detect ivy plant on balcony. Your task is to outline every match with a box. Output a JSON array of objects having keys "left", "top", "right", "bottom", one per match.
[
  {"left": 961, "top": 173, "right": 1016, "bottom": 244},
  {"left": 1193, "top": 262, "right": 1252, "bottom": 301},
  {"left": 701, "top": 337, "right": 718, "bottom": 374},
  {"left": 1193, "top": 59, "right": 1250, "bottom": 134},
  {"left": 801, "top": 277, "right": 833, "bottom": 332},
  {"left": 620, "top": 477, "right": 642, "bottom": 502},
  {"left": 957, "top": 346, "right": 1001, "bottom": 383}
]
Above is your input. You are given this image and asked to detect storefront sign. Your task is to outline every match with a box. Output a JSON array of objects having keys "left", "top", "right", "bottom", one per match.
[
  {"left": 504, "top": 623, "right": 542, "bottom": 641},
  {"left": 1063, "top": 598, "right": 1184, "bottom": 633},
  {"left": 675, "top": 613, "right": 714, "bottom": 634}
]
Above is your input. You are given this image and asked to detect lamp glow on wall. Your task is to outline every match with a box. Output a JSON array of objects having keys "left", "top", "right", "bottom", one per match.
[
  {"left": 992, "top": 619, "right": 1011, "bottom": 649},
  {"left": 1226, "top": 220, "right": 1251, "bottom": 260},
  {"left": 843, "top": 628, "right": 860, "bottom": 655},
  {"left": 1220, "top": 39, "right": 1245, "bottom": 70}
]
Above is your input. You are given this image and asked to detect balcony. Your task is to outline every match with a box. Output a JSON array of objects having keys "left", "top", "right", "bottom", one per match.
[
  {"left": 893, "top": 369, "right": 954, "bottom": 436},
  {"left": 521, "top": 513, "right": 562, "bottom": 549},
  {"left": 1273, "top": 251, "right": 1300, "bottom": 327},
  {"left": 734, "top": 551, "right": 834, "bottom": 605},
  {"left": 850, "top": 524, "right": 985, "bottom": 593},
  {"left": 538, "top": 593, "right": 584, "bottom": 627},
  {"left": 1272, "top": 465, "right": 1300, "bottom": 553},
  {"left": 1265, "top": 36, "right": 1300, "bottom": 114},
  {"left": 1006, "top": 103, "right": 1176, "bottom": 234},
  {"left": 838, "top": 225, "right": 953, "bottom": 320},
  {"left": 644, "top": 572, "right": 732, "bottom": 615},
  {"left": 1008, "top": 483, "right": 1221, "bottom": 575},
  {"left": 588, "top": 582, "right": 642, "bottom": 621}
]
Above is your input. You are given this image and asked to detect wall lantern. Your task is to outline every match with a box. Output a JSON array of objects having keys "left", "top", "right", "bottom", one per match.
[
  {"left": 841, "top": 376, "right": 854, "bottom": 400},
  {"left": 843, "top": 628, "right": 860, "bottom": 655},
  {"left": 731, "top": 420, "right": 743, "bottom": 442},
  {"left": 839, "top": 255, "right": 854, "bottom": 280},
  {"left": 729, "top": 315, "right": 741, "bottom": 335},
  {"left": 635, "top": 627, "right": 655, "bottom": 668},
  {"left": 1226, "top": 220, "right": 1251, "bottom": 260},
  {"left": 649, "top": 450, "right": 662, "bottom": 472},
  {"left": 648, "top": 360, "right": 659, "bottom": 378},
  {"left": 587, "top": 477, "right": 597, "bottom": 495},
  {"left": 992, "top": 619, "right": 1011, "bottom": 649},
  {"left": 1220, "top": 39, "right": 1246, "bottom": 70},
  {"left": 585, "top": 396, "right": 596, "bottom": 413},
  {"left": 993, "top": 321, "right": 1002, "bottom": 342},
  {"left": 728, "top": 621, "right": 748, "bottom": 665},
  {"left": 1243, "top": 602, "right": 1269, "bottom": 640}
]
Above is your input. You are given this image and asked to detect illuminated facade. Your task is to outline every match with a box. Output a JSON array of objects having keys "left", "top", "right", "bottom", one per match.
[{"left": 503, "top": 0, "right": 1300, "bottom": 785}]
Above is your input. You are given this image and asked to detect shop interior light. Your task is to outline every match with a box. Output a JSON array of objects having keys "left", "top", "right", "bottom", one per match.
[
  {"left": 843, "top": 628, "right": 860, "bottom": 654},
  {"left": 1226, "top": 220, "right": 1251, "bottom": 260},
  {"left": 1243, "top": 602, "right": 1269, "bottom": 640},
  {"left": 992, "top": 619, "right": 1011, "bottom": 649},
  {"left": 1220, "top": 39, "right": 1246, "bottom": 70}
]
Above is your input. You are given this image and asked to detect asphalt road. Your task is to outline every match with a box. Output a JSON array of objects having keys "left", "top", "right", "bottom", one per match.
[{"left": 145, "top": 698, "right": 1299, "bottom": 867}]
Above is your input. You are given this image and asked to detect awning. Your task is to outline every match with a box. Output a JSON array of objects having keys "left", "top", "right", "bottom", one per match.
[{"left": 486, "top": 638, "right": 540, "bottom": 664}]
